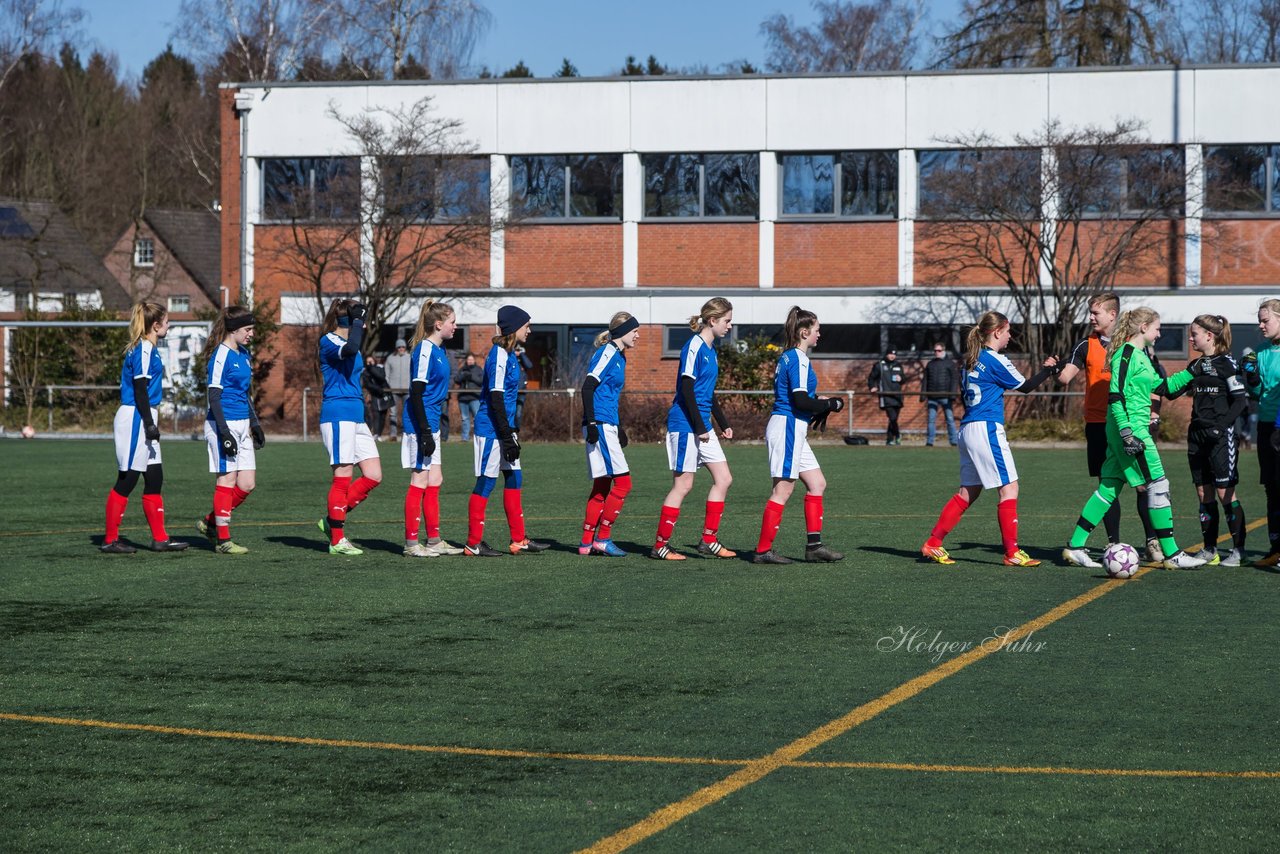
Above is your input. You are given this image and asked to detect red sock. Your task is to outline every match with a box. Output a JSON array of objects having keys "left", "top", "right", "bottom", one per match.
[
  {"left": 804, "top": 494, "right": 824, "bottom": 537},
  {"left": 214, "top": 485, "right": 235, "bottom": 540},
  {"left": 702, "top": 500, "right": 726, "bottom": 544},
  {"left": 423, "top": 486, "right": 441, "bottom": 539},
  {"left": 655, "top": 504, "right": 680, "bottom": 548},
  {"left": 998, "top": 498, "right": 1020, "bottom": 557},
  {"left": 598, "top": 474, "right": 632, "bottom": 540},
  {"left": 327, "top": 476, "right": 350, "bottom": 545},
  {"left": 467, "top": 493, "right": 488, "bottom": 547},
  {"left": 756, "top": 500, "right": 786, "bottom": 553},
  {"left": 405, "top": 485, "right": 426, "bottom": 541},
  {"left": 104, "top": 490, "right": 128, "bottom": 543},
  {"left": 926, "top": 494, "right": 970, "bottom": 549},
  {"left": 582, "top": 477, "right": 611, "bottom": 545},
  {"left": 231, "top": 486, "right": 251, "bottom": 510},
  {"left": 504, "top": 487, "right": 527, "bottom": 543},
  {"left": 141, "top": 493, "right": 168, "bottom": 541},
  {"left": 345, "top": 476, "right": 379, "bottom": 514}
]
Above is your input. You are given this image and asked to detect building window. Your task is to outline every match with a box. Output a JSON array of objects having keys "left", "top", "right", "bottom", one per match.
[
  {"left": 11, "top": 282, "right": 33, "bottom": 311},
  {"left": 510, "top": 154, "right": 622, "bottom": 219},
  {"left": 262, "top": 157, "right": 360, "bottom": 221},
  {"left": 1206, "top": 145, "right": 1280, "bottom": 213},
  {"left": 134, "top": 237, "right": 155, "bottom": 267},
  {"left": 918, "top": 148, "right": 1042, "bottom": 218},
  {"left": 644, "top": 153, "right": 759, "bottom": 218},
  {"left": 168, "top": 295, "right": 191, "bottom": 314},
  {"left": 781, "top": 152, "right": 897, "bottom": 217},
  {"left": 381, "top": 155, "right": 490, "bottom": 221},
  {"left": 1067, "top": 146, "right": 1185, "bottom": 216}
]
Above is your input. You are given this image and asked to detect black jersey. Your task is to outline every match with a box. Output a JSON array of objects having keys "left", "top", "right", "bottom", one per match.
[{"left": 1171, "top": 354, "right": 1247, "bottom": 431}]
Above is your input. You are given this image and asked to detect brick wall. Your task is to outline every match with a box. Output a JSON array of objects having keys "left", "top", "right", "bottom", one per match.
[
  {"left": 505, "top": 224, "right": 622, "bottom": 287},
  {"left": 774, "top": 222, "right": 897, "bottom": 286},
  {"left": 102, "top": 222, "right": 215, "bottom": 318},
  {"left": 1202, "top": 220, "right": 1280, "bottom": 286},
  {"left": 638, "top": 223, "right": 757, "bottom": 286}
]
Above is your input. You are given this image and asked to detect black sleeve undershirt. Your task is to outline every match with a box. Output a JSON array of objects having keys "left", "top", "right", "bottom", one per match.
[
  {"left": 678, "top": 375, "right": 708, "bottom": 434},
  {"left": 132, "top": 377, "right": 155, "bottom": 429},
  {"left": 410, "top": 380, "right": 428, "bottom": 434},
  {"left": 581, "top": 375, "right": 600, "bottom": 424}
]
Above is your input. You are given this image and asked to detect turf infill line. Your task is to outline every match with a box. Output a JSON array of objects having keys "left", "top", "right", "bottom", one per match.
[{"left": 3, "top": 712, "right": 1276, "bottom": 783}]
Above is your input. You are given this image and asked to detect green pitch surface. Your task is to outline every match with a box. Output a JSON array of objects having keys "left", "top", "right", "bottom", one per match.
[{"left": 3, "top": 439, "right": 1279, "bottom": 850}]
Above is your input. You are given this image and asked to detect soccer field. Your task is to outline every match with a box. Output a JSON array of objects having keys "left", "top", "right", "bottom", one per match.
[{"left": 2, "top": 439, "right": 1278, "bottom": 851}]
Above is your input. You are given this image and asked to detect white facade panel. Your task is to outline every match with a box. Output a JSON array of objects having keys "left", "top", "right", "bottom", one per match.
[
  {"left": 765, "top": 76, "right": 906, "bottom": 150},
  {"left": 629, "top": 79, "right": 768, "bottom": 152},
  {"left": 1046, "top": 70, "right": 1189, "bottom": 142},
  {"left": 496, "top": 82, "right": 630, "bottom": 152},
  {"left": 1193, "top": 68, "right": 1280, "bottom": 143},
  {"left": 905, "top": 73, "right": 1050, "bottom": 147}
]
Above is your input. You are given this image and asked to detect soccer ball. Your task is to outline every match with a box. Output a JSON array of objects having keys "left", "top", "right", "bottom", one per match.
[
  {"left": 20, "top": 424, "right": 35, "bottom": 439},
  {"left": 1103, "top": 542, "right": 1140, "bottom": 579}
]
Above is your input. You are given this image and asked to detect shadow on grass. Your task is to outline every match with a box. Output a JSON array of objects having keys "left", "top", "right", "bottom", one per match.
[{"left": 265, "top": 535, "right": 330, "bottom": 553}]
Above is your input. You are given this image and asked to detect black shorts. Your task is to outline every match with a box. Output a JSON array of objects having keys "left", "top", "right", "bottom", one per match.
[
  {"left": 1188, "top": 427, "right": 1238, "bottom": 487},
  {"left": 1085, "top": 421, "right": 1107, "bottom": 478},
  {"left": 1259, "top": 423, "right": 1280, "bottom": 486}
]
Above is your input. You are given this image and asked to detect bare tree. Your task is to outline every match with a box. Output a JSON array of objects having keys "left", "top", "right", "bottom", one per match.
[
  {"left": 0, "top": 0, "right": 82, "bottom": 92},
  {"left": 174, "top": 0, "right": 335, "bottom": 81},
  {"left": 324, "top": 0, "right": 491, "bottom": 80},
  {"left": 915, "top": 120, "right": 1211, "bottom": 401},
  {"left": 1171, "top": 0, "right": 1280, "bottom": 62},
  {"left": 761, "top": 0, "right": 926, "bottom": 72}
]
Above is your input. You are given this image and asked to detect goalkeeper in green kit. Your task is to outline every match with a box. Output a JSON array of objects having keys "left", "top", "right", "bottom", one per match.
[{"left": 1063, "top": 307, "right": 1208, "bottom": 570}]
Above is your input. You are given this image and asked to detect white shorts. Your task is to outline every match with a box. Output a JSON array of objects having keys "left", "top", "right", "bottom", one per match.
[
  {"left": 584, "top": 423, "right": 630, "bottom": 478},
  {"left": 958, "top": 421, "right": 1019, "bottom": 489},
  {"left": 473, "top": 434, "right": 521, "bottom": 478},
  {"left": 113, "top": 405, "right": 161, "bottom": 472},
  {"left": 666, "top": 430, "right": 727, "bottom": 473},
  {"left": 765, "top": 414, "right": 820, "bottom": 479},
  {"left": 401, "top": 430, "right": 442, "bottom": 472},
  {"left": 320, "top": 421, "right": 379, "bottom": 466},
  {"left": 205, "top": 418, "right": 256, "bottom": 473}
]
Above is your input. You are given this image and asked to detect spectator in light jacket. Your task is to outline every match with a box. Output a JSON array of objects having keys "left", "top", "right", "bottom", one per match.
[
  {"left": 383, "top": 338, "right": 411, "bottom": 441},
  {"left": 455, "top": 352, "right": 484, "bottom": 441}
]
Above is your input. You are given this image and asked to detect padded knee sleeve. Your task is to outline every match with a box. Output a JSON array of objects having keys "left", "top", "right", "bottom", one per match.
[{"left": 1147, "top": 477, "right": 1171, "bottom": 510}]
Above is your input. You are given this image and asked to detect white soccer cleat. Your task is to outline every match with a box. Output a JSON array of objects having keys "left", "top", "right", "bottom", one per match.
[
  {"left": 1061, "top": 547, "right": 1102, "bottom": 568},
  {"left": 1145, "top": 537, "right": 1165, "bottom": 562},
  {"left": 1163, "top": 550, "right": 1206, "bottom": 570},
  {"left": 1220, "top": 548, "right": 1244, "bottom": 567},
  {"left": 403, "top": 542, "right": 438, "bottom": 558}
]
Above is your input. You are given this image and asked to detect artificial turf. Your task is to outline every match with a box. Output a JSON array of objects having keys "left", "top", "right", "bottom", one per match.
[{"left": 1, "top": 438, "right": 1277, "bottom": 850}]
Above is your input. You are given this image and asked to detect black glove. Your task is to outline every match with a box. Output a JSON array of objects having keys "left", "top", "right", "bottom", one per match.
[
  {"left": 501, "top": 433, "right": 521, "bottom": 463},
  {"left": 347, "top": 302, "right": 367, "bottom": 321},
  {"left": 811, "top": 409, "right": 830, "bottom": 432},
  {"left": 220, "top": 431, "right": 238, "bottom": 458},
  {"left": 1271, "top": 429, "right": 1280, "bottom": 452},
  {"left": 251, "top": 424, "right": 266, "bottom": 450},
  {"left": 827, "top": 397, "right": 845, "bottom": 413},
  {"left": 417, "top": 430, "right": 435, "bottom": 459},
  {"left": 1119, "top": 427, "right": 1143, "bottom": 457},
  {"left": 144, "top": 422, "right": 161, "bottom": 442},
  {"left": 585, "top": 422, "right": 600, "bottom": 444},
  {"left": 618, "top": 425, "right": 629, "bottom": 448},
  {"left": 1243, "top": 352, "right": 1261, "bottom": 387}
]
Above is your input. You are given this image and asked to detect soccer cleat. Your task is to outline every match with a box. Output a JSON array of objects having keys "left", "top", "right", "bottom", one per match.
[
  {"left": 216, "top": 540, "right": 249, "bottom": 555},
  {"left": 403, "top": 542, "right": 437, "bottom": 558},
  {"left": 196, "top": 517, "right": 215, "bottom": 542},
  {"left": 99, "top": 541, "right": 136, "bottom": 554},
  {"left": 696, "top": 540, "right": 737, "bottom": 558},
  {"left": 1252, "top": 552, "right": 1280, "bottom": 568},
  {"left": 648, "top": 545, "right": 687, "bottom": 561},
  {"left": 1163, "top": 550, "right": 1206, "bottom": 570},
  {"left": 1221, "top": 548, "right": 1244, "bottom": 567},
  {"left": 578, "top": 544, "right": 593, "bottom": 556},
  {"left": 921, "top": 544, "right": 955, "bottom": 565},
  {"left": 1191, "top": 548, "right": 1220, "bottom": 566},
  {"left": 317, "top": 518, "right": 330, "bottom": 537},
  {"left": 752, "top": 550, "right": 793, "bottom": 565},
  {"left": 591, "top": 539, "right": 627, "bottom": 557},
  {"left": 150, "top": 539, "right": 189, "bottom": 552},
  {"left": 509, "top": 538, "right": 551, "bottom": 555},
  {"left": 1003, "top": 549, "right": 1041, "bottom": 567},
  {"left": 425, "top": 538, "right": 464, "bottom": 556},
  {"left": 1061, "top": 547, "right": 1101, "bottom": 568},
  {"left": 463, "top": 541, "right": 505, "bottom": 557},
  {"left": 1145, "top": 538, "right": 1165, "bottom": 563},
  {"left": 805, "top": 544, "right": 845, "bottom": 562},
  {"left": 328, "top": 538, "right": 362, "bottom": 556}
]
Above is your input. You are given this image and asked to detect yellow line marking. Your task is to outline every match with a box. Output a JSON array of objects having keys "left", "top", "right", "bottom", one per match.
[{"left": 3, "top": 712, "right": 1276, "bottom": 783}]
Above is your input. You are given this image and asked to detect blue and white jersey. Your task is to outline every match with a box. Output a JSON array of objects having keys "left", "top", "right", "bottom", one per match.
[
  {"left": 474, "top": 345, "right": 520, "bottom": 439},
  {"left": 586, "top": 342, "right": 626, "bottom": 425},
  {"left": 771, "top": 348, "right": 818, "bottom": 423},
  {"left": 667, "top": 334, "right": 718, "bottom": 433},
  {"left": 318, "top": 332, "right": 364, "bottom": 424},
  {"left": 961, "top": 349, "right": 1025, "bottom": 425},
  {"left": 403, "top": 339, "right": 451, "bottom": 434},
  {"left": 207, "top": 343, "right": 253, "bottom": 420},
  {"left": 120, "top": 341, "right": 164, "bottom": 407}
]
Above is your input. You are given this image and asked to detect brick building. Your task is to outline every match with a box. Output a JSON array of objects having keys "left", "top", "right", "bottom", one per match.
[{"left": 219, "top": 66, "right": 1280, "bottom": 430}]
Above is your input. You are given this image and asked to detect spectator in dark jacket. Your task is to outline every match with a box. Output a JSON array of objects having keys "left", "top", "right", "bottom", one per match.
[
  {"left": 363, "top": 355, "right": 393, "bottom": 440},
  {"left": 455, "top": 353, "right": 484, "bottom": 441},
  {"left": 921, "top": 343, "right": 959, "bottom": 447},
  {"left": 868, "top": 348, "right": 905, "bottom": 445},
  {"left": 514, "top": 345, "right": 534, "bottom": 431}
]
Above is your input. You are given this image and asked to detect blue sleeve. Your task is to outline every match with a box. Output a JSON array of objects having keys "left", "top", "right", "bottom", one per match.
[{"left": 989, "top": 355, "right": 1027, "bottom": 390}]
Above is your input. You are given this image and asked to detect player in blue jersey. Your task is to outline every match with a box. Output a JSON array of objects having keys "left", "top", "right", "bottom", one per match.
[
  {"left": 401, "top": 299, "right": 464, "bottom": 558},
  {"left": 652, "top": 297, "right": 737, "bottom": 560},
  {"left": 317, "top": 297, "right": 380, "bottom": 556},
  {"left": 578, "top": 312, "right": 641, "bottom": 557},
  {"left": 464, "top": 304, "right": 550, "bottom": 557},
  {"left": 921, "top": 310, "right": 1059, "bottom": 566},
  {"left": 101, "top": 301, "right": 188, "bottom": 554},
  {"left": 752, "top": 306, "right": 846, "bottom": 564},
  {"left": 195, "top": 306, "right": 263, "bottom": 555}
]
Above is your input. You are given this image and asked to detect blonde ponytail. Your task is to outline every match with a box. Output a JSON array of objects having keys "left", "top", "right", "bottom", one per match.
[
  {"left": 124, "top": 301, "right": 166, "bottom": 354},
  {"left": 595, "top": 311, "right": 634, "bottom": 347},
  {"left": 1107, "top": 307, "right": 1159, "bottom": 361},
  {"left": 688, "top": 297, "right": 733, "bottom": 332},
  {"left": 964, "top": 310, "right": 1008, "bottom": 371},
  {"left": 412, "top": 299, "right": 455, "bottom": 347}
]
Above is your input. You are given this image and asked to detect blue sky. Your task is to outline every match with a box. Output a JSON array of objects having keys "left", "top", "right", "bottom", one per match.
[{"left": 77, "top": 0, "right": 964, "bottom": 81}]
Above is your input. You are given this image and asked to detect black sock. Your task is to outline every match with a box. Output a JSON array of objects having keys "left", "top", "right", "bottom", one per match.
[
  {"left": 807, "top": 532, "right": 821, "bottom": 547},
  {"left": 1136, "top": 489, "right": 1155, "bottom": 541},
  {"left": 1103, "top": 498, "right": 1121, "bottom": 543},
  {"left": 1199, "top": 501, "right": 1220, "bottom": 550},
  {"left": 1226, "top": 500, "right": 1246, "bottom": 551}
]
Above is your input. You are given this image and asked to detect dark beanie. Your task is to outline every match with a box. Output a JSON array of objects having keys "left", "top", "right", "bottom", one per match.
[{"left": 497, "top": 305, "right": 531, "bottom": 335}]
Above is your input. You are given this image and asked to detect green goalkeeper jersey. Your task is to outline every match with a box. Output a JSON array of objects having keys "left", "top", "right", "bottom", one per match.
[{"left": 1108, "top": 343, "right": 1193, "bottom": 437}]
